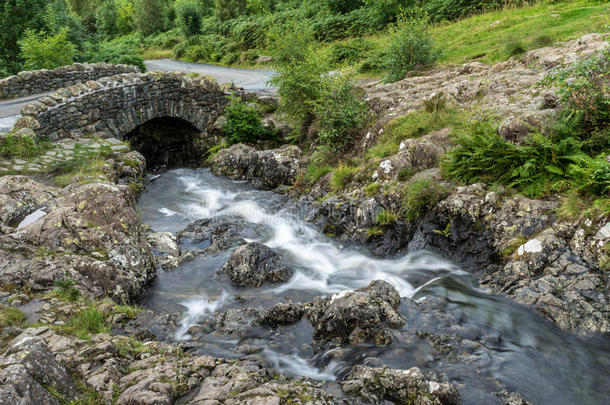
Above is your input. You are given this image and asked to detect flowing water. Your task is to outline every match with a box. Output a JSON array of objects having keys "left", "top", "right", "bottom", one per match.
[{"left": 138, "top": 168, "right": 610, "bottom": 404}]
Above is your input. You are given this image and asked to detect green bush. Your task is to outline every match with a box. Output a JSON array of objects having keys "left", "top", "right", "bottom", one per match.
[
  {"left": 314, "top": 71, "right": 369, "bottom": 152},
  {"left": 88, "top": 34, "right": 146, "bottom": 71},
  {"left": 0, "top": 130, "right": 50, "bottom": 159},
  {"left": 222, "top": 96, "right": 273, "bottom": 144},
  {"left": 383, "top": 12, "right": 438, "bottom": 82},
  {"left": 544, "top": 46, "right": 610, "bottom": 153},
  {"left": 133, "top": 0, "right": 165, "bottom": 35},
  {"left": 442, "top": 120, "right": 607, "bottom": 197},
  {"left": 19, "top": 28, "right": 77, "bottom": 70},
  {"left": 424, "top": 0, "right": 536, "bottom": 23},
  {"left": 329, "top": 38, "right": 372, "bottom": 66},
  {"left": 95, "top": 0, "right": 119, "bottom": 37},
  {"left": 176, "top": 0, "right": 204, "bottom": 37},
  {"left": 402, "top": 178, "right": 449, "bottom": 220},
  {"left": 326, "top": 0, "right": 364, "bottom": 14}
]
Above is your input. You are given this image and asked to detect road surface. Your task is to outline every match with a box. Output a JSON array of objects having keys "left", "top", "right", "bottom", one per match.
[{"left": 0, "top": 60, "right": 275, "bottom": 132}]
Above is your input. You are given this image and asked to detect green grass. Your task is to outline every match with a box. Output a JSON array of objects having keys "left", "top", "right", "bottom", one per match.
[
  {"left": 330, "top": 164, "right": 359, "bottom": 191},
  {"left": 377, "top": 208, "right": 398, "bottom": 225},
  {"left": 0, "top": 306, "right": 26, "bottom": 328},
  {"left": 0, "top": 130, "right": 52, "bottom": 159},
  {"left": 64, "top": 305, "right": 109, "bottom": 339},
  {"left": 367, "top": 107, "right": 464, "bottom": 160},
  {"left": 401, "top": 178, "right": 450, "bottom": 220},
  {"left": 432, "top": 0, "right": 609, "bottom": 65}
]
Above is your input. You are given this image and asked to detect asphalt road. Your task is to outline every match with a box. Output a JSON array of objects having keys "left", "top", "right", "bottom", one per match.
[{"left": 0, "top": 60, "right": 275, "bottom": 132}]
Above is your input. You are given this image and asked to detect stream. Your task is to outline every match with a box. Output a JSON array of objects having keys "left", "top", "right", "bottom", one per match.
[{"left": 137, "top": 168, "right": 610, "bottom": 405}]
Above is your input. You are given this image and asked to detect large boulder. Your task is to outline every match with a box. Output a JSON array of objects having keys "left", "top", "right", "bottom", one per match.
[
  {"left": 307, "top": 280, "right": 406, "bottom": 345},
  {"left": 0, "top": 337, "right": 77, "bottom": 405},
  {"left": 0, "top": 182, "right": 155, "bottom": 302},
  {"left": 342, "top": 365, "right": 461, "bottom": 405},
  {"left": 219, "top": 242, "right": 293, "bottom": 287},
  {"left": 210, "top": 144, "right": 301, "bottom": 190},
  {"left": 0, "top": 176, "right": 58, "bottom": 227}
]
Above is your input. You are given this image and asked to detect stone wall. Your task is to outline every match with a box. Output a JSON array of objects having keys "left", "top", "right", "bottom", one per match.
[
  {"left": 0, "top": 63, "right": 139, "bottom": 98},
  {"left": 18, "top": 72, "right": 229, "bottom": 140}
]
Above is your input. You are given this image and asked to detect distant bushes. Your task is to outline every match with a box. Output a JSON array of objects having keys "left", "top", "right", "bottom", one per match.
[{"left": 19, "top": 28, "right": 77, "bottom": 70}]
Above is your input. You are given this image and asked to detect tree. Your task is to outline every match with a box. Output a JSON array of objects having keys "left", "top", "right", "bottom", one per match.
[
  {"left": 133, "top": 0, "right": 165, "bottom": 35},
  {"left": 176, "top": 0, "right": 203, "bottom": 37},
  {"left": 0, "top": 0, "right": 47, "bottom": 72},
  {"left": 19, "top": 28, "right": 77, "bottom": 70},
  {"left": 96, "top": 0, "right": 119, "bottom": 37}
]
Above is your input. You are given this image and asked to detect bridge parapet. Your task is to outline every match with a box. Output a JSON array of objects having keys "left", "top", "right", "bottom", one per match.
[{"left": 0, "top": 63, "right": 139, "bottom": 99}]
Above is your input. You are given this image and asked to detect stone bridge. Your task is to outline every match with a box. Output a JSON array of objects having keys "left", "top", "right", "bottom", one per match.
[{"left": 17, "top": 72, "right": 228, "bottom": 141}]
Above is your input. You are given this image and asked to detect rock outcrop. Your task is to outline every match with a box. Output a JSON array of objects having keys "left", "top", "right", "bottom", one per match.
[
  {"left": 210, "top": 144, "right": 301, "bottom": 190},
  {"left": 307, "top": 280, "right": 406, "bottom": 345},
  {"left": 219, "top": 242, "right": 293, "bottom": 287}
]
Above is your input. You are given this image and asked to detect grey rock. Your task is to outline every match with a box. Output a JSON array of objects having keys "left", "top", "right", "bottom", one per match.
[{"left": 219, "top": 242, "right": 293, "bottom": 287}]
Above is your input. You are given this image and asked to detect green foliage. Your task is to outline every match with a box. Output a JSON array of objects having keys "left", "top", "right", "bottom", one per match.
[
  {"left": 176, "top": 0, "right": 204, "bottom": 36},
  {"left": 330, "top": 164, "right": 358, "bottom": 191},
  {"left": 424, "top": 0, "right": 536, "bottom": 23},
  {"left": 214, "top": 0, "right": 248, "bottom": 21},
  {"left": 0, "top": 130, "right": 51, "bottom": 159},
  {"left": 52, "top": 142, "right": 115, "bottom": 187},
  {"left": 401, "top": 178, "right": 449, "bottom": 220},
  {"left": 0, "top": 306, "right": 26, "bottom": 328},
  {"left": 442, "top": 119, "right": 609, "bottom": 197},
  {"left": 329, "top": 38, "right": 372, "bottom": 67},
  {"left": 133, "top": 0, "right": 166, "bottom": 35},
  {"left": 19, "top": 27, "right": 77, "bottom": 70},
  {"left": 269, "top": 24, "right": 326, "bottom": 128},
  {"left": 556, "top": 191, "right": 586, "bottom": 221},
  {"left": 384, "top": 12, "right": 438, "bottom": 82},
  {"left": 95, "top": 0, "right": 119, "bottom": 37},
  {"left": 54, "top": 277, "right": 81, "bottom": 301},
  {"left": 367, "top": 226, "right": 384, "bottom": 237},
  {"left": 306, "top": 149, "right": 333, "bottom": 184},
  {"left": 222, "top": 96, "right": 273, "bottom": 144},
  {"left": 544, "top": 46, "right": 610, "bottom": 153},
  {"left": 377, "top": 208, "right": 398, "bottom": 225},
  {"left": 0, "top": 0, "right": 47, "bottom": 72},
  {"left": 87, "top": 34, "right": 146, "bottom": 71},
  {"left": 314, "top": 71, "right": 369, "bottom": 152},
  {"left": 326, "top": 0, "right": 364, "bottom": 14}
]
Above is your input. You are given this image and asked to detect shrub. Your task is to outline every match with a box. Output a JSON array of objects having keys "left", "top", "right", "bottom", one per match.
[
  {"left": 0, "top": 129, "right": 50, "bottom": 159},
  {"left": 133, "top": 0, "right": 165, "bottom": 35},
  {"left": 176, "top": 0, "right": 204, "bottom": 37},
  {"left": 383, "top": 12, "right": 438, "bottom": 82},
  {"left": 442, "top": 120, "right": 606, "bottom": 197},
  {"left": 326, "top": 0, "right": 364, "bottom": 14},
  {"left": 88, "top": 34, "right": 146, "bottom": 71},
  {"left": 19, "top": 28, "right": 77, "bottom": 70},
  {"left": 544, "top": 46, "right": 610, "bottom": 153},
  {"left": 54, "top": 277, "right": 81, "bottom": 301},
  {"left": 402, "top": 178, "right": 449, "bottom": 220},
  {"left": 329, "top": 38, "right": 372, "bottom": 66},
  {"left": 222, "top": 96, "right": 273, "bottom": 144},
  {"left": 95, "top": 0, "right": 119, "bottom": 37},
  {"left": 269, "top": 24, "right": 326, "bottom": 128},
  {"left": 314, "top": 71, "right": 369, "bottom": 152}
]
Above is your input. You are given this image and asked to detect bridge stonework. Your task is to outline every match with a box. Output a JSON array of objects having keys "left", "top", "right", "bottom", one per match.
[
  {"left": 17, "top": 72, "right": 229, "bottom": 140},
  {"left": 0, "top": 63, "right": 139, "bottom": 99}
]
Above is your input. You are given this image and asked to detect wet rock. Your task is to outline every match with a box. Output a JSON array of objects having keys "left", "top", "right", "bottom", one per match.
[
  {"left": 0, "top": 182, "right": 155, "bottom": 302},
  {"left": 213, "top": 307, "right": 266, "bottom": 336},
  {"left": 308, "top": 280, "right": 406, "bottom": 345},
  {"left": 210, "top": 144, "right": 301, "bottom": 190},
  {"left": 219, "top": 242, "right": 293, "bottom": 287},
  {"left": 0, "top": 337, "right": 77, "bottom": 404},
  {"left": 118, "top": 310, "right": 177, "bottom": 341},
  {"left": 148, "top": 232, "right": 179, "bottom": 256},
  {"left": 0, "top": 175, "right": 58, "bottom": 227},
  {"left": 262, "top": 302, "right": 306, "bottom": 326},
  {"left": 342, "top": 365, "right": 461, "bottom": 405},
  {"left": 178, "top": 216, "right": 264, "bottom": 253}
]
